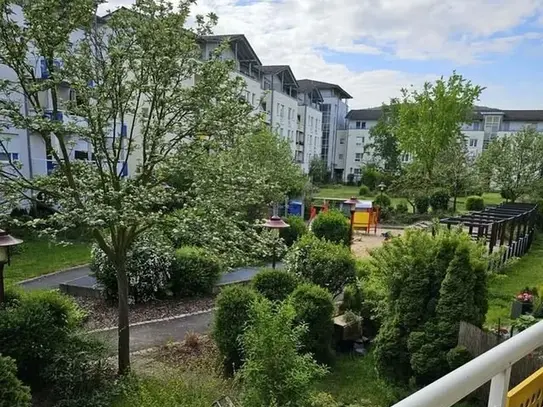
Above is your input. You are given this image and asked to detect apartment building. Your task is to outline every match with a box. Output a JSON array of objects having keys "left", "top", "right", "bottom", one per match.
[
  {"left": 339, "top": 106, "right": 543, "bottom": 182},
  {"left": 296, "top": 82, "right": 324, "bottom": 172},
  {"left": 296, "top": 80, "right": 352, "bottom": 179}
]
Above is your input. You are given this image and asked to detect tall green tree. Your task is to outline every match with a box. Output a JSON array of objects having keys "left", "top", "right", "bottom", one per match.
[
  {"left": 477, "top": 127, "right": 543, "bottom": 203},
  {"left": 369, "top": 103, "right": 402, "bottom": 174},
  {"left": 308, "top": 156, "right": 328, "bottom": 185},
  {"left": 393, "top": 73, "right": 483, "bottom": 182},
  {"left": 0, "top": 0, "right": 257, "bottom": 373}
]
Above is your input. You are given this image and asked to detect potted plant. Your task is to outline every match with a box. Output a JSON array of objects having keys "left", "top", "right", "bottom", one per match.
[{"left": 515, "top": 287, "right": 536, "bottom": 315}]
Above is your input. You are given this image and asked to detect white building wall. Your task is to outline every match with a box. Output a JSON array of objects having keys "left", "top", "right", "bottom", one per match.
[
  {"left": 298, "top": 104, "right": 322, "bottom": 173},
  {"left": 268, "top": 90, "right": 298, "bottom": 156}
]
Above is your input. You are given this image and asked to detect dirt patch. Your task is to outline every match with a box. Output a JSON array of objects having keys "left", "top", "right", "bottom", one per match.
[
  {"left": 351, "top": 228, "right": 404, "bottom": 259},
  {"left": 76, "top": 296, "right": 215, "bottom": 331}
]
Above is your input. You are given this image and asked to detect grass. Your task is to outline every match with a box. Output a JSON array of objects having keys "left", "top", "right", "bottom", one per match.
[
  {"left": 314, "top": 184, "right": 503, "bottom": 213},
  {"left": 5, "top": 238, "right": 91, "bottom": 284},
  {"left": 486, "top": 237, "right": 543, "bottom": 326}
]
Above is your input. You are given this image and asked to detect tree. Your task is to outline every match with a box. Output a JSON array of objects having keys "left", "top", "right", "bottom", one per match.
[
  {"left": 309, "top": 157, "right": 328, "bottom": 185},
  {"left": 0, "top": 0, "right": 257, "bottom": 373},
  {"left": 477, "top": 127, "right": 543, "bottom": 203},
  {"left": 369, "top": 103, "right": 402, "bottom": 174},
  {"left": 393, "top": 72, "right": 483, "bottom": 183}
]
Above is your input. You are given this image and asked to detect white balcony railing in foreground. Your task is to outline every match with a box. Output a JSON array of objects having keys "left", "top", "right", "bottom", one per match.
[{"left": 391, "top": 320, "right": 543, "bottom": 407}]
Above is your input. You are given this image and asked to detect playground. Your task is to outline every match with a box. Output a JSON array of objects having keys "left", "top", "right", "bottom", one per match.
[{"left": 350, "top": 228, "right": 403, "bottom": 258}]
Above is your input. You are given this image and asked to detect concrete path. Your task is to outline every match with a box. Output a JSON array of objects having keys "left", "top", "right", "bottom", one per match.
[
  {"left": 18, "top": 265, "right": 91, "bottom": 290},
  {"left": 93, "top": 310, "right": 215, "bottom": 353}
]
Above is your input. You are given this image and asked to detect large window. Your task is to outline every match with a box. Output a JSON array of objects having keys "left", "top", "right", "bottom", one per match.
[
  {"left": 356, "top": 121, "right": 366, "bottom": 129},
  {"left": 469, "top": 139, "right": 478, "bottom": 147},
  {"left": 355, "top": 153, "right": 363, "bottom": 162},
  {"left": 356, "top": 136, "right": 364, "bottom": 146},
  {"left": 0, "top": 152, "right": 19, "bottom": 162}
]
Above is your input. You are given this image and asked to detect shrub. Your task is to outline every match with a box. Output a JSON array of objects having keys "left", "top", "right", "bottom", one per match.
[
  {"left": 395, "top": 202, "right": 409, "bottom": 214},
  {"left": 465, "top": 196, "right": 485, "bottom": 211},
  {"left": 239, "top": 297, "right": 327, "bottom": 407},
  {"left": 311, "top": 210, "right": 350, "bottom": 245},
  {"left": 374, "top": 193, "right": 392, "bottom": 209},
  {"left": 91, "top": 231, "right": 174, "bottom": 303},
  {"left": 446, "top": 346, "right": 472, "bottom": 370},
  {"left": 285, "top": 234, "right": 356, "bottom": 296},
  {"left": 340, "top": 282, "right": 364, "bottom": 315},
  {"left": 213, "top": 285, "right": 259, "bottom": 374},
  {"left": 358, "top": 185, "right": 370, "bottom": 196},
  {"left": 170, "top": 246, "right": 222, "bottom": 297},
  {"left": 279, "top": 215, "right": 308, "bottom": 247},
  {"left": 430, "top": 189, "right": 450, "bottom": 211},
  {"left": 0, "top": 354, "right": 31, "bottom": 407},
  {"left": 290, "top": 284, "right": 335, "bottom": 365},
  {"left": 361, "top": 165, "right": 381, "bottom": 191},
  {"left": 252, "top": 268, "right": 299, "bottom": 302},
  {"left": 414, "top": 195, "right": 430, "bottom": 214}
]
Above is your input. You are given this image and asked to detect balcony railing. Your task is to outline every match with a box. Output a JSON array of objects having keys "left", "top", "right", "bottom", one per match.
[{"left": 391, "top": 320, "right": 543, "bottom": 407}]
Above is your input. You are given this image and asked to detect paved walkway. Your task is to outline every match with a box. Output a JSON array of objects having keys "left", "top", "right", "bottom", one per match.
[{"left": 18, "top": 265, "right": 92, "bottom": 290}]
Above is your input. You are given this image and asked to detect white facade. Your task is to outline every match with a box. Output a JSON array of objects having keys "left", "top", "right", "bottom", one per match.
[
  {"left": 341, "top": 107, "right": 543, "bottom": 182},
  {"left": 297, "top": 104, "right": 323, "bottom": 172}
]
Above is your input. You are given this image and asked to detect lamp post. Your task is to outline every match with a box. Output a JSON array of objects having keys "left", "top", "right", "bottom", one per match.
[
  {"left": 378, "top": 182, "right": 386, "bottom": 200},
  {"left": 344, "top": 197, "right": 358, "bottom": 248},
  {"left": 263, "top": 206, "right": 290, "bottom": 269},
  {"left": 0, "top": 229, "right": 23, "bottom": 304}
]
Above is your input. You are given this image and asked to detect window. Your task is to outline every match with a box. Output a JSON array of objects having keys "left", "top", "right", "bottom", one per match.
[
  {"left": 473, "top": 122, "right": 481, "bottom": 131},
  {"left": 355, "top": 153, "right": 362, "bottom": 162},
  {"left": 339, "top": 154, "right": 344, "bottom": 160},
  {"left": 288, "top": 108, "right": 292, "bottom": 120},
  {"left": 354, "top": 168, "right": 361, "bottom": 175},
  {"left": 401, "top": 153, "right": 410, "bottom": 163},
  {"left": 280, "top": 128, "right": 284, "bottom": 137},
  {"left": 277, "top": 103, "right": 281, "bottom": 115},
  {"left": 0, "top": 152, "right": 19, "bottom": 162},
  {"left": 356, "top": 136, "right": 363, "bottom": 146},
  {"left": 355, "top": 121, "right": 361, "bottom": 129},
  {"left": 361, "top": 122, "right": 366, "bottom": 129},
  {"left": 74, "top": 150, "right": 89, "bottom": 160},
  {"left": 469, "top": 138, "right": 478, "bottom": 147},
  {"left": 280, "top": 105, "right": 284, "bottom": 118},
  {"left": 262, "top": 102, "right": 267, "bottom": 112},
  {"left": 251, "top": 93, "right": 255, "bottom": 105},
  {"left": 339, "top": 138, "right": 345, "bottom": 144}
]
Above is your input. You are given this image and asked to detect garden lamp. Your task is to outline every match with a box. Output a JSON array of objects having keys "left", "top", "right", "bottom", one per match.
[
  {"left": 263, "top": 205, "right": 289, "bottom": 269},
  {"left": 0, "top": 229, "right": 23, "bottom": 304},
  {"left": 378, "top": 182, "right": 387, "bottom": 202},
  {"left": 344, "top": 197, "right": 358, "bottom": 248}
]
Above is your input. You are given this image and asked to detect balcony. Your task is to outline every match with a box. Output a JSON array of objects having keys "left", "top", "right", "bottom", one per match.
[
  {"left": 391, "top": 320, "right": 543, "bottom": 407},
  {"left": 42, "top": 110, "right": 127, "bottom": 137},
  {"left": 37, "top": 56, "right": 63, "bottom": 79}
]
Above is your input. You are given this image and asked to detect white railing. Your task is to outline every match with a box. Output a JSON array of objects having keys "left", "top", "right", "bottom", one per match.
[{"left": 391, "top": 320, "right": 543, "bottom": 407}]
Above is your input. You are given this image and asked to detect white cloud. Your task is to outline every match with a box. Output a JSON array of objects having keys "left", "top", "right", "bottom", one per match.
[{"left": 98, "top": 0, "right": 543, "bottom": 108}]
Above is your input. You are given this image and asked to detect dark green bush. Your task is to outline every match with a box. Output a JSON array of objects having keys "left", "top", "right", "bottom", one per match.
[
  {"left": 374, "top": 193, "right": 392, "bottom": 209},
  {"left": 430, "top": 189, "right": 450, "bottom": 211},
  {"left": 500, "top": 188, "right": 515, "bottom": 202},
  {"left": 361, "top": 165, "right": 381, "bottom": 191},
  {"left": 289, "top": 283, "right": 335, "bottom": 365},
  {"left": 395, "top": 202, "right": 409, "bottom": 214},
  {"left": 414, "top": 195, "right": 430, "bottom": 214},
  {"left": 0, "top": 354, "right": 31, "bottom": 407},
  {"left": 465, "top": 196, "right": 485, "bottom": 211},
  {"left": 170, "top": 246, "right": 222, "bottom": 297},
  {"left": 358, "top": 185, "right": 370, "bottom": 196},
  {"left": 340, "top": 283, "right": 364, "bottom": 314},
  {"left": 446, "top": 346, "right": 472, "bottom": 370},
  {"left": 311, "top": 210, "right": 350, "bottom": 245},
  {"left": 279, "top": 215, "right": 308, "bottom": 247},
  {"left": 285, "top": 234, "right": 356, "bottom": 296},
  {"left": 252, "top": 268, "right": 299, "bottom": 302},
  {"left": 213, "top": 285, "right": 259, "bottom": 374}
]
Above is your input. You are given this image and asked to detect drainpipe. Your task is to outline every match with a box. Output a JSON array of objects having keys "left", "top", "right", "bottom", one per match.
[
  {"left": 303, "top": 105, "right": 308, "bottom": 170},
  {"left": 23, "top": 93, "right": 33, "bottom": 180},
  {"left": 269, "top": 75, "right": 274, "bottom": 131}
]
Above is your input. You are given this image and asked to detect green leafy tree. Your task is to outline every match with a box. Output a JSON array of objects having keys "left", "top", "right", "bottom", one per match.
[
  {"left": 309, "top": 157, "right": 329, "bottom": 185},
  {"left": 0, "top": 0, "right": 257, "bottom": 373},
  {"left": 393, "top": 72, "right": 483, "bottom": 182},
  {"left": 369, "top": 104, "right": 402, "bottom": 174},
  {"left": 477, "top": 127, "right": 543, "bottom": 202},
  {"left": 239, "top": 297, "right": 328, "bottom": 407}
]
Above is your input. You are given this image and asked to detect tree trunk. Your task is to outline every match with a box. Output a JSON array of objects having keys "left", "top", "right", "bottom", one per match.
[
  {"left": 453, "top": 194, "right": 457, "bottom": 213},
  {"left": 116, "top": 264, "right": 130, "bottom": 375}
]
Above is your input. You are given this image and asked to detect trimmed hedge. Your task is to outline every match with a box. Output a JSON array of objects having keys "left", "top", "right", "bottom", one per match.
[
  {"left": 0, "top": 354, "right": 31, "bottom": 407},
  {"left": 465, "top": 196, "right": 485, "bottom": 211},
  {"left": 170, "top": 246, "right": 222, "bottom": 297},
  {"left": 430, "top": 189, "right": 450, "bottom": 211},
  {"left": 358, "top": 185, "right": 370, "bottom": 197},
  {"left": 252, "top": 269, "right": 299, "bottom": 302},
  {"left": 414, "top": 195, "right": 430, "bottom": 214},
  {"left": 279, "top": 215, "right": 308, "bottom": 247},
  {"left": 395, "top": 202, "right": 409, "bottom": 214},
  {"left": 311, "top": 210, "right": 350, "bottom": 245},
  {"left": 213, "top": 285, "right": 259, "bottom": 374},
  {"left": 290, "top": 284, "right": 335, "bottom": 365},
  {"left": 374, "top": 193, "right": 392, "bottom": 209}
]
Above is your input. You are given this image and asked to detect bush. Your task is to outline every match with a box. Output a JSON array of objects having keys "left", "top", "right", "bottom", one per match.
[
  {"left": 395, "top": 202, "right": 409, "bottom": 214},
  {"left": 311, "top": 210, "right": 350, "bottom": 245},
  {"left": 340, "top": 282, "right": 364, "bottom": 314},
  {"left": 91, "top": 231, "right": 174, "bottom": 303},
  {"left": 361, "top": 165, "right": 381, "bottom": 191},
  {"left": 213, "top": 285, "right": 259, "bottom": 374},
  {"left": 414, "top": 195, "right": 430, "bottom": 214},
  {"left": 285, "top": 234, "right": 356, "bottom": 296},
  {"left": 465, "top": 196, "right": 485, "bottom": 211},
  {"left": 374, "top": 193, "right": 392, "bottom": 209},
  {"left": 290, "top": 283, "right": 335, "bottom": 365},
  {"left": 279, "top": 215, "right": 308, "bottom": 247},
  {"left": 430, "top": 189, "right": 450, "bottom": 211},
  {"left": 358, "top": 185, "right": 370, "bottom": 197},
  {"left": 239, "top": 297, "right": 327, "bottom": 407},
  {"left": 170, "top": 246, "right": 222, "bottom": 297},
  {"left": 0, "top": 354, "right": 31, "bottom": 407},
  {"left": 252, "top": 268, "right": 299, "bottom": 302},
  {"left": 446, "top": 346, "right": 472, "bottom": 370}
]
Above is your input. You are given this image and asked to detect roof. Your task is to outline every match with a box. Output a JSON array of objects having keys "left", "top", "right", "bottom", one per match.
[
  {"left": 297, "top": 79, "right": 353, "bottom": 99},
  {"left": 258, "top": 65, "right": 298, "bottom": 87},
  {"left": 347, "top": 106, "right": 543, "bottom": 122},
  {"left": 200, "top": 34, "right": 262, "bottom": 65}
]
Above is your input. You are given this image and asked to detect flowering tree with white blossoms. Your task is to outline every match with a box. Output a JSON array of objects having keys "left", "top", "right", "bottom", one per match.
[{"left": 0, "top": 0, "right": 259, "bottom": 373}]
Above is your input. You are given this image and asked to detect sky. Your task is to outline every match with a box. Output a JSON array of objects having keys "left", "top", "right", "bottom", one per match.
[{"left": 99, "top": 0, "right": 543, "bottom": 110}]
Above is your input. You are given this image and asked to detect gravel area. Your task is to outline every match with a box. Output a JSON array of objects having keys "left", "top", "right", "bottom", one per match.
[
  {"left": 351, "top": 228, "right": 403, "bottom": 258},
  {"left": 75, "top": 296, "right": 215, "bottom": 331}
]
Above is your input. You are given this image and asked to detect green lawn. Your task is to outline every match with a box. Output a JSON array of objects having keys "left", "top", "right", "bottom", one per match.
[
  {"left": 5, "top": 239, "right": 91, "bottom": 284},
  {"left": 486, "top": 237, "right": 543, "bottom": 326}
]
